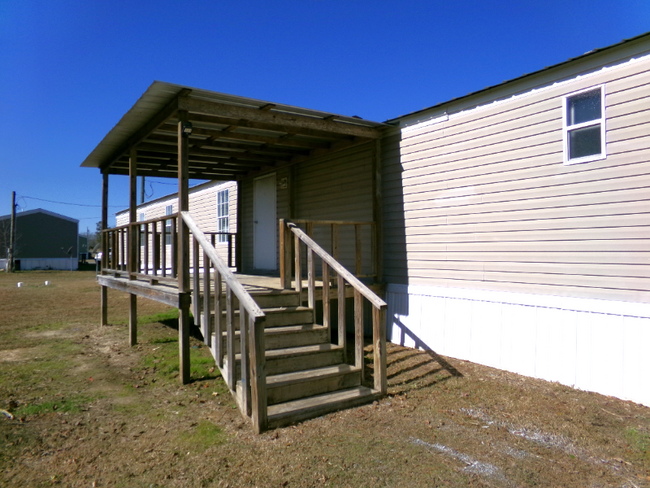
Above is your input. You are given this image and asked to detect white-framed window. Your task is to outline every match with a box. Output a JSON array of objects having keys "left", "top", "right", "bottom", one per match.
[
  {"left": 563, "top": 85, "right": 606, "bottom": 165},
  {"left": 217, "top": 189, "right": 229, "bottom": 243},
  {"left": 165, "top": 205, "right": 173, "bottom": 245}
]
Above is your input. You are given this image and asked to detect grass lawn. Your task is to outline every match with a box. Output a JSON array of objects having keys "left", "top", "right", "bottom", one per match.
[{"left": 1, "top": 270, "right": 648, "bottom": 487}]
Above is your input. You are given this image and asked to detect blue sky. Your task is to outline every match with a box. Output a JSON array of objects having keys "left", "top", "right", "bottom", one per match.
[{"left": 0, "top": 0, "right": 648, "bottom": 231}]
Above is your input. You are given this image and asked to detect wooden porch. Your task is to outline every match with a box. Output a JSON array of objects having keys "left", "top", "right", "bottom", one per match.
[
  {"left": 82, "top": 82, "right": 389, "bottom": 432},
  {"left": 98, "top": 214, "right": 387, "bottom": 432}
]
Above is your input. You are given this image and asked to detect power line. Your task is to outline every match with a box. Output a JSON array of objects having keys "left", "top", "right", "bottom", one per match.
[{"left": 20, "top": 195, "right": 124, "bottom": 208}]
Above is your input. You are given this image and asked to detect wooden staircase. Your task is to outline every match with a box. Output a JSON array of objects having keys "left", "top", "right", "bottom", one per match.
[
  {"left": 98, "top": 210, "right": 387, "bottom": 433},
  {"left": 205, "top": 288, "right": 379, "bottom": 430}
]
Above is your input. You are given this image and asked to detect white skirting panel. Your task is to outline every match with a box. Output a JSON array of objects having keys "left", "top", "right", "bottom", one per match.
[
  {"left": 386, "top": 283, "right": 650, "bottom": 407},
  {"left": 17, "top": 258, "right": 78, "bottom": 271}
]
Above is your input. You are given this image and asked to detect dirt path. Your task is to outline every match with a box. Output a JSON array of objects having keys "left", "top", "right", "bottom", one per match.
[{"left": 1, "top": 271, "right": 648, "bottom": 487}]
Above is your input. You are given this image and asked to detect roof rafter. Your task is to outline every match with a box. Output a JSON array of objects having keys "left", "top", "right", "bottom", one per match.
[
  {"left": 100, "top": 88, "right": 192, "bottom": 171},
  {"left": 177, "top": 97, "right": 382, "bottom": 140}
]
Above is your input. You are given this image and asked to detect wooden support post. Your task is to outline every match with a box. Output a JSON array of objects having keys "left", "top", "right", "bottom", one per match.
[
  {"left": 192, "top": 238, "right": 201, "bottom": 330},
  {"left": 373, "top": 306, "right": 387, "bottom": 394},
  {"left": 178, "top": 111, "right": 191, "bottom": 385},
  {"left": 153, "top": 225, "right": 160, "bottom": 275},
  {"left": 249, "top": 316, "right": 267, "bottom": 433},
  {"left": 322, "top": 262, "right": 330, "bottom": 334},
  {"left": 240, "top": 304, "right": 251, "bottom": 416},
  {"left": 101, "top": 172, "right": 109, "bottom": 326},
  {"left": 338, "top": 274, "right": 346, "bottom": 362},
  {"left": 101, "top": 287, "right": 108, "bottom": 327},
  {"left": 355, "top": 224, "right": 362, "bottom": 276},
  {"left": 307, "top": 248, "right": 315, "bottom": 309},
  {"left": 354, "top": 290, "right": 364, "bottom": 382},
  {"left": 235, "top": 181, "right": 242, "bottom": 272},
  {"left": 161, "top": 221, "right": 167, "bottom": 277},
  {"left": 332, "top": 224, "right": 339, "bottom": 263},
  {"left": 294, "top": 234, "right": 302, "bottom": 302},
  {"left": 214, "top": 269, "right": 223, "bottom": 367},
  {"left": 373, "top": 139, "right": 383, "bottom": 283},
  {"left": 129, "top": 294, "right": 137, "bottom": 347},
  {"left": 120, "top": 229, "right": 126, "bottom": 271},
  {"left": 128, "top": 149, "right": 138, "bottom": 345},
  {"left": 228, "top": 235, "right": 233, "bottom": 268},
  {"left": 129, "top": 148, "right": 137, "bottom": 278},
  {"left": 203, "top": 251, "right": 211, "bottom": 346},
  {"left": 179, "top": 295, "right": 191, "bottom": 385},
  {"left": 111, "top": 231, "right": 117, "bottom": 270},
  {"left": 143, "top": 224, "right": 149, "bottom": 275},
  {"left": 171, "top": 218, "right": 177, "bottom": 278},
  {"left": 279, "top": 219, "right": 291, "bottom": 289},
  {"left": 226, "top": 286, "right": 235, "bottom": 389}
]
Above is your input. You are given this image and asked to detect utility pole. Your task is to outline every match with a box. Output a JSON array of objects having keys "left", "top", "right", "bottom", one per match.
[
  {"left": 8, "top": 191, "right": 16, "bottom": 273},
  {"left": 140, "top": 176, "right": 145, "bottom": 204}
]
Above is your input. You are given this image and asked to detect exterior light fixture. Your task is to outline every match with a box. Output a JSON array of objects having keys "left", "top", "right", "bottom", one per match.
[{"left": 181, "top": 121, "right": 193, "bottom": 136}]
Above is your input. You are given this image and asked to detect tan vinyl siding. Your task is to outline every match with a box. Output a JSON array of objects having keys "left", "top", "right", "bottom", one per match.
[
  {"left": 239, "top": 144, "right": 376, "bottom": 275},
  {"left": 115, "top": 181, "right": 237, "bottom": 267},
  {"left": 383, "top": 54, "right": 650, "bottom": 302},
  {"left": 294, "top": 144, "right": 375, "bottom": 275}
]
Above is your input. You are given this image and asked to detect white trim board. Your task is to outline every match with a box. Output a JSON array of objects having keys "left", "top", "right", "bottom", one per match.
[
  {"left": 387, "top": 283, "right": 650, "bottom": 319},
  {"left": 386, "top": 283, "right": 650, "bottom": 407}
]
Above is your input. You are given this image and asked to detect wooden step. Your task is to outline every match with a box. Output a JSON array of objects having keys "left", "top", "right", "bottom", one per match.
[
  {"left": 210, "top": 306, "right": 313, "bottom": 329},
  {"left": 266, "top": 364, "right": 361, "bottom": 405},
  {"left": 212, "top": 323, "right": 329, "bottom": 354},
  {"left": 227, "top": 343, "right": 345, "bottom": 377},
  {"left": 267, "top": 386, "right": 378, "bottom": 429},
  {"left": 250, "top": 291, "right": 300, "bottom": 308},
  {"left": 194, "top": 290, "right": 300, "bottom": 311}
]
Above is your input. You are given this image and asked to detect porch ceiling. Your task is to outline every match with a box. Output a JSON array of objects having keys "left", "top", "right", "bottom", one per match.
[{"left": 81, "top": 81, "right": 388, "bottom": 180}]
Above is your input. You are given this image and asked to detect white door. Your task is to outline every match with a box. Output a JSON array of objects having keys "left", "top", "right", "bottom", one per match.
[{"left": 253, "top": 173, "right": 277, "bottom": 270}]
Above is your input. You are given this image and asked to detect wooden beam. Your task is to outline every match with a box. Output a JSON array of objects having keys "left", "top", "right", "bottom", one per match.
[
  {"left": 373, "top": 139, "right": 383, "bottom": 283},
  {"left": 158, "top": 122, "right": 332, "bottom": 150},
  {"left": 135, "top": 143, "right": 286, "bottom": 164},
  {"left": 100, "top": 88, "right": 191, "bottom": 171},
  {"left": 101, "top": 171, "right": 109, "bottom": 326},
  {"left": 373, "top": 305, "right": 387, "bottom": 395},
  {"left": 178, "top": 110, "right": 191, "bottom": 386},
  {"left": 129, "top": 294, "right": 137, "bottom": 347},
  {"left": 146, "top": 133, "right": 309, "bottom": 158},
  {"left": 249, "top": 316, "right": 267, "bottom": 433},
  {"left": 129, "top": 148, "right": 138, "bottom": 278},
  {"left": 354, "top": 290, "right": 364, "bottom": 383},
  {"left": 236, "top": 181, "right": 242, "bottom": 271},
  {"left": 178, "top": 97, "right": 382, "bottom": 139},
  {"left": 179, "top": 297, "right": 191, "bottom": 385},
  {"left": 338, "top": 274, "right": 346, "bottom": 362},
  {"left": 129, "top": 149, "right": 138, "bottom": 346}
]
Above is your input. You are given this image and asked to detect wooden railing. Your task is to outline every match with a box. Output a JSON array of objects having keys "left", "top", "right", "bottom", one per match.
[
  {"left": 279, "top": 219, "right": 387, "bottom": 394},
  {"left": 286, "top": 219, "right": 377, "bottom": 280},
  {"left": 181, "top": 212, "right": 268, "bottom": 433},
  {"left": 100, "top": 214, "right": 236, "bottom": 282}
]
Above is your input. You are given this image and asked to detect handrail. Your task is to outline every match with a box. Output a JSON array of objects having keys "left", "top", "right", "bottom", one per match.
[
  {"left": 181, "top": 212, "right": 264, "bottom": 319},
  {"left": 290, "top": 219, "right": 375, "bottom": 226},
  {"left": 181, "top": 211, "right": 267, "bottom": 433},
  {"left": 286, "top": 222, "right": 386, "bottom": 308},
  {"left": 282, "top": 219, "right": 387, "bottom": 395}
]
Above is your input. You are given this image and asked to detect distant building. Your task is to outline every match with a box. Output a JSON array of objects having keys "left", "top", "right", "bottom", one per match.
[{"left": 0, "top": 209, "right": 79, "bottom": 271}]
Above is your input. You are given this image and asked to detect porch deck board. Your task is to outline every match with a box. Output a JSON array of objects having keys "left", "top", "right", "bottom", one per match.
[{"left": 98, "top": 272, "right": 384, "bottom": 304}]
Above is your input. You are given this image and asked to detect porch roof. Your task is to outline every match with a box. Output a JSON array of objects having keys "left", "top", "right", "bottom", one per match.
[{"left": 81, "top": 81, "right": 388, "bottom": 180}]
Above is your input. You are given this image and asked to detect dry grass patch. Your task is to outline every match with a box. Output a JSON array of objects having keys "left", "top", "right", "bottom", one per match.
[{"left": 1, "top": 270, "right": 649, "bottom": 487}]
